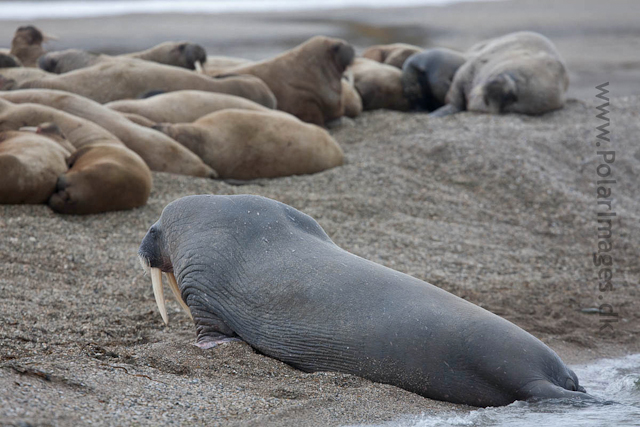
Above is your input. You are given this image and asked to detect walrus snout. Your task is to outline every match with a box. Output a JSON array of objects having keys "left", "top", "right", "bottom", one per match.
[
  {"left": 179, "top": 43, "right": 207, "bottom": 70},
  {"left": 38, "top": 54, "right": 58, "bottom": 73},
  {"left": 483, "top": 73, "right": 518, "bottom": 113},
  {"left": 333, "top": 42, "right": 355, "bottom": 71}
]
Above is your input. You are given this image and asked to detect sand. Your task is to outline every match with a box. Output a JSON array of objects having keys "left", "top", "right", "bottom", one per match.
[{"left": 1, "top": 0, "right": 639, "bottom": 425}]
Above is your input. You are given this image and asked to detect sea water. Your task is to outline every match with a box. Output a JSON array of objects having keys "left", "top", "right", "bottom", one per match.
[
  {"left": 1, "top": 0, "right": 501, "bottom": 20},
  {"left": 352, "top": 353, "right": 640, "bottom": 427}
]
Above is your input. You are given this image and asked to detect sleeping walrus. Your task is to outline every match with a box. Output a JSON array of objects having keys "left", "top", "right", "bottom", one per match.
[
  {"left": 153, "top": 109, "right": 344, "bottom": 180},
  {"left": 350, "top": 58, "right": 411, "bottom": 111},
  {"left": 431, "top": 32, "right": 569, "bottom": 117},
  {"left": 227, "top": 36, "right": 355, "bottom": 125},
  {"left": 361, "top": 42, "right": 422, "bottom": 69}
]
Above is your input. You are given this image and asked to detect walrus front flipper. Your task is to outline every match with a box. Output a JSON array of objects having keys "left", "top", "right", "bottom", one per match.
[
  {"left": 429, "top": 103, "right": 461, "bottom": 118},
  {"left": 518, "top": 380, "right": 598, "bottom": 403}
]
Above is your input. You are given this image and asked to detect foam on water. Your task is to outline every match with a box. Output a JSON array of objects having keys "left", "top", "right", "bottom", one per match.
[
  {"left": 1, "top": 0, "right": 501, "bottom": 20},
  {"left": 350, "top": 354, "right": 640, "bottom": 427}
]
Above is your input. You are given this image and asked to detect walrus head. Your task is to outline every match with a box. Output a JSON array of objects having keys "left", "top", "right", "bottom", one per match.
[
  {"left": 175, "top": 42, "right": 207, "bottom": 70},
  {"left": 331, "top": 41, "right": 355, "bottom": 73},
  {"left": 482, "top": 72, "right": 519, "bottom": 114},
  {"left": 38, "top": 49, "right": 97, "bottom": 74},
  {"left": 13, "top": 26, "right": 44, "bottom": 46}
]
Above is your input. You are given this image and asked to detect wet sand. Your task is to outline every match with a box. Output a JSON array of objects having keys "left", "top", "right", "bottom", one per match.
[{"left": 1, "top": 0, "right": 639, "bottom": 425}]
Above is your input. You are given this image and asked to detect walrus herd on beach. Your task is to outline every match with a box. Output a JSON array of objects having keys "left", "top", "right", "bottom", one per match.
[{"left": 1, "top": 24, "right": 590, "bottom": 408}]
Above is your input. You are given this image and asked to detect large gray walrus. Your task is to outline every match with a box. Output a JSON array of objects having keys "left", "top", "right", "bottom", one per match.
[
  {"left": 0, "top": 89, "right": 216, "bottom": 177},
  {"left": 139, "top": 195, "right": 593, "bottom": 407},
  {"left": 8, "top": 60, "right": 277, "bottom": 107},
  {"left": 38, "top": 42, "right": 207, "bottom": 74},
  {"left": 431, "top": 31, "right": 569, "bottom": 117},
  {"left": 402, "top": 48, "right": 467, "bottom": 111}
]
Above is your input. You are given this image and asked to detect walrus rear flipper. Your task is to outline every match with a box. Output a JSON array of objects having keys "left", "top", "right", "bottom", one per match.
[
  {"left": 518, "top": 380, "right": 598, "bottom": 403},
  {"left": 429, "top": 103, "right": 461, "bottom": 118}
]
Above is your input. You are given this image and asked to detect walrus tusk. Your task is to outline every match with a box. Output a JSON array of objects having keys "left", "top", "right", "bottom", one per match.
[
  {"left": 166, "top": 272, "right": 193, "bottom": 320},
  {"left": 151, "top": 267, "right": 168, "bottom": 325},
  {"left": 19, "top": 126, "right": 39, "bottom": 133},
  {"left": 194, "top": 60, "right": 204, "bottom": 74}
]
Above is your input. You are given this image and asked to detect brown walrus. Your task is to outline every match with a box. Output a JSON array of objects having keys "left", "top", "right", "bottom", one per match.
[
  {"left": 105, "top": 90, "right": 270, "bottom": 123},
  {"left": 350, "top": 58, "right": 411, "bottom": 111},
  {"left": 0, "top": 90, "right": 216, "bottom": 177},
  {"left": 8, "top": 60, "right": 277, "bottom": 107},
  {"left": 38, "top": 42, "right": 207, "bottom": 74},
  {"left": 431, "top": 32, "right": 569, "bottom": 117},
  {"left": 0, "top": 126, "right": 70, "bottom": 204},
  {"left": 153, "top": 109, "right": 344, "bottom": 180},
  {"left": 227, "top": 36, "right": 355, "bottom": 125},
  {"left": 49, "top": 143, "right": 152, "bottom": 215},
  {"left": 361, "top": 43, "right": 422, "bottom": 69},
  {"left": 9, "top": 25, "right": 53, "bottom": 67}
]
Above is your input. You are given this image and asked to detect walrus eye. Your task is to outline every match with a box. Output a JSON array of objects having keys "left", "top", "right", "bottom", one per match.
[{"left": 564, "top": 378, "right": 577, "bottom": 391}]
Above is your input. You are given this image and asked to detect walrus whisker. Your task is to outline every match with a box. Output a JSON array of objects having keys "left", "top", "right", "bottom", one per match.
[
  {"left": 150, "top": 267, "right": 168, "bottom": 325},
  {"left": 166, "top": 272, "right": 193, "bottom": 320}
]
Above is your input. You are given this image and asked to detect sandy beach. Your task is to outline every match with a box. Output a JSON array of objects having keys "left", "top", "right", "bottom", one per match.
[{"left": 0, "top": 0, "right": 639, "bottom": 425}]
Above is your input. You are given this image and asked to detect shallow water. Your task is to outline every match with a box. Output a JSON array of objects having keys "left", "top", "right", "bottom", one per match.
[
  {"left": 2, "top": 0, "right": 501, "bottom": 20},
  {"left": 352, "top": 354, "right": 640, "bottom": 427}
]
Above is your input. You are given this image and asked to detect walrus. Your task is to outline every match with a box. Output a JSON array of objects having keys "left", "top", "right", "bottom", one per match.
[
  {"left": 153, "top": 109, "right": 344, "bottom": 179},
  {"left": 401, "top": 48, "right": 467, "bottom": 111},
  {"left": 228, "top": 36, "right": 355, "bottom": 125},
  {"left": 0, "top": 52, "right": 22, "bottom": 68},
  {"left": 105, "top": 90, "right": 270, "bottom": 124},
  {"left": 0, "top": 127, "right": 70, "bottom": 204},
  {"left": 39, "top": 42, "right": 207, "bottom": 74},
  {"left": 431, "top": 32, "right": 569, "bottom": 117},
  {"left": 9, "top": 60, "right": 277, "bottom": 107},
  {"left": 350, "top": 58, "right": 411, "bottom": 111},
  {"left": 9, "top": 25, "right": 54, "bottom": 67},
  {"left": 361, "top": 43, "right": 422, "bottom": 69},
  {"left": 0, "top": 90, "right": 216, "bottom": 177},
  {"left": 138, "top": 194, "right": 594, "bottom": 407},
  {"left": 49, "top": 143, "right": 152, "bottom": 214}
]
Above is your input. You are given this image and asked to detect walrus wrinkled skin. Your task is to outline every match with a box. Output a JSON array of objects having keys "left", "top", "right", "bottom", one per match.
[
  {"left": 49, "top": 143, "right": 151, "bottom": 214},
  {"left": 361, "top": 43, "right": 422, "bottom": 69},
  {"left": 229, "top": 36, "right": 355, "bottom": 125},
  {"left": 402, "top": 48, "right": 467, "bottom": 111},
  {"left": 432, "top": 32, "right": 569, "bottom": 117},
  {"left": 0, "top": 90, "right": 216, "bottom": 177},
  {"left": 39, "top": 42, "right": 207, "bottom": 74},
  {"left": 203, "top": 56, "right": 254, "bottom": 76},
  {"left": 350, "top": 58, "right": 411, "bottom": 111},
  {"left": 138, "top": 194, "right": 593, "bottom": 407},
  {"left": 0, "top": 129, "right": 70, "bottom": 204},
  {"left": 154, "top": 109, "right": 344, "bottom": 180},
  {"left": 12, "top": 60, "right": 277, "bottom": 106},
  {"left": 105, "top": 90, "right": 270, "bottom": 124}
]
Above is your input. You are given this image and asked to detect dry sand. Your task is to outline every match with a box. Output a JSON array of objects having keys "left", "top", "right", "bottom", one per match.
[{"left": 1, "top": 0, "right": 639, "bottom": 425}]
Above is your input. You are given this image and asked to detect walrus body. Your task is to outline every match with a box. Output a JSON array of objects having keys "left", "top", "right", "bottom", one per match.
[
  {"left": 0, "top": 90, "right": 216, "bottom": 177},
  {"left": 432, "top": 32, "right": 569, "bottom": 116},
  {"left": 105, "top": 90, "right": 270, "bottom": 124},
  {"left": 49, "top": 143, "right": 151, "bottom": 214},
  {"left": 39, "top": 42, "right": 207, "bottom": 74},
  {"left": 139, "top": 195, "right": 592, "bottom": 407},
  {"left": 203, "top": 56, "right": 254, "bottom": 76},
  {"left": 402, "top": 48, "right": 467, "bottom": 111},
  {"left": 361, "top": 43, "right": 422, "bottom": 69},
  {"left": 350, "top": 58, "right": 411, "bottom": 111},
  {"left": 13, "top": 60, "right": 277, "bottom": 106},
  {"left": 0, "top": 67, "right": 53, "bottom": 88},
  {"left": 0, "top": 129, "right": 70, "bottom": 204},
  {"left": 154, "top": 109, "right": 343, "bottom": 179},
  {"left": 229, "top": 36, "right": 355, "bottom": 125}
]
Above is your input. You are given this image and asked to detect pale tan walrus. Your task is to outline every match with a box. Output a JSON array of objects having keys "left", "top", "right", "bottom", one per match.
[
  {"left": 350, "top": 58, "right": 411, "bottom": 111},
  {"left": 227, "top": 36, "right": 355, "bottom": 125},
  {"left": 0, "top": 90, "right": 216, "bottom": 177},
  {"left": 154, "top": 109, "right": 344, "bottom": 180},
  {"left": 105, "top": 90, "right": 270, "bottom": 123},
  {"left": 0, "top": 67, "right": 54, "bottom": 88},
  {"left": 361, "top": 43, "right": 422, "bottom": 69},
  {"left": 7, "top": 60, "right": 277, "bottom": 107},
  {"left": 49, "top": 143, "right": 152, "bottom": 215},
  {"left": 38, "top": 42, "right": 207, "bottom": 74},
  {"left": 431, "top": 31, "right": 569, "bottom": 117},
  {"left": 0, "top": 127, "right": 70, "bottom": 204}
]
